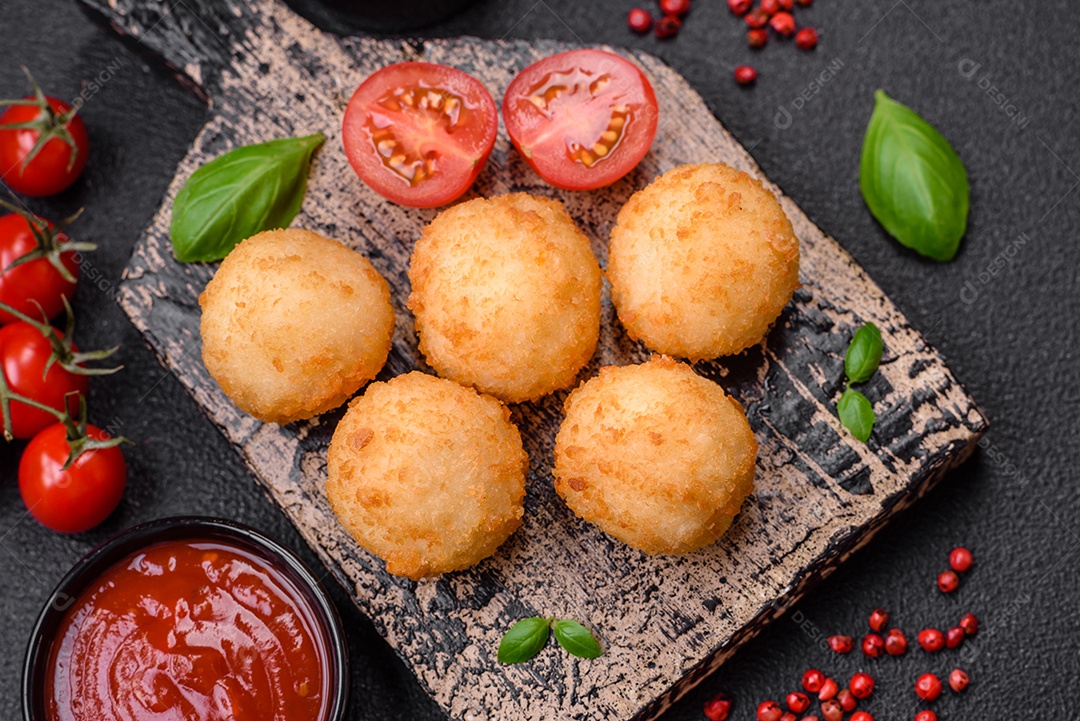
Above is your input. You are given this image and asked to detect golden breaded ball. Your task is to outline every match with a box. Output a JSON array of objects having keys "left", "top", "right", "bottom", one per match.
[
  {"left": 608, "top": 163, "right": 801, "bottom": 360},
  {"left": 554, "top": 356, "right": 757, "bottom": 555},
  {"left": 327, "top": 372, "right": 527, "bottom": 580},
  {"left": 407, "top": 194, "right": 602, "bottom": 403},
  {"left": 200, "top": 228, "right": 394, "bottom": 424}
]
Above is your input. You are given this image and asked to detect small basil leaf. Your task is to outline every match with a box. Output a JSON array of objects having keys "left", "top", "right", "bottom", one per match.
[
  {"left": 497, "top": 617, "right": 550, "bottom": 664},
  {"left": 170, "top": 133, "right": 324, "bottom": 262},
  {"left": 845, "top": 322, "right": 884, "bottom": 384},
  {"left": 552, "top": 619, "right": 603, "bottom": 659},
  {"left": 838, "top": 388, "right": 875, "bottom": 443},
  {"left": 859, "top": 90, "right": 969, "bottom": 262}
]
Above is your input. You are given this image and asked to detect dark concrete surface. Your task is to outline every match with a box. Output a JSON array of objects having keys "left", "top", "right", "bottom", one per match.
[{"left": 0, "top": 0, "right": 1076, "bottom": 719}]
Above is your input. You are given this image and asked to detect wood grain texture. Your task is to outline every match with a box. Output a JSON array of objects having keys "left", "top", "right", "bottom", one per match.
[{"left": 79, "top": 0, "right": 987, "bottom": 718}]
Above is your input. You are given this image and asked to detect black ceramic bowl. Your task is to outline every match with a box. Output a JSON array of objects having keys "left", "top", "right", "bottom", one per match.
[
  {"left": 295, "top": 0, "right": 481, "bottom": 32},
  {"left": 22, "top": 517, "right": 349, "bottom": 721}
]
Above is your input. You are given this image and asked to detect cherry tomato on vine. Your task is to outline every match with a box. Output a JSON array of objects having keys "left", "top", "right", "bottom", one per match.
[
  {"left": 0, "top": 69, "right": 89, "bottom": 197},
  {"left": 342, "top": 62, "right": 498, "bottom": 208},
  {"left": 503, "top": 49, "right": 659, "bottom": 191},
  {"left": 19, "top": 422, "right": 126, "bottom": 534},
  {"left": 0, "top": 211, "right": 82, "bottom": 324},
  {"left": 0, "top": 322, "right": 88, "bottom": 439}
]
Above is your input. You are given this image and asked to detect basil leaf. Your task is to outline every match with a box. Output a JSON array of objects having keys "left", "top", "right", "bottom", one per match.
[
  {"left": 845, "top": 322, "right": 883, "bottom": 384},
  {"left": 552, "top": 619, "right": 603, "bottom": 659},
  {"left": 837, "top": 388, "right": 875, "bottom": 443},
  {"left": 170, "top": 133, "right": 324, "bottom": 262},
  {"left": 859, "top": 90, "right": 969, "bottom": 262},
  {"left": 497, "top": 617, "right": 550, "bottom": 664}
]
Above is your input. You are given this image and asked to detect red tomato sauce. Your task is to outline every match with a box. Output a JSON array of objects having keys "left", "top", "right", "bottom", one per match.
[{"left": 46, "top": 539, "right": 329, "bottom": 721}]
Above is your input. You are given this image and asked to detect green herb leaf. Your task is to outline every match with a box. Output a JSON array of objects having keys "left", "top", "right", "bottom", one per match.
[
  {"left": 170, "top": 133, "right": 324, "bottom": 262},
  {"left": 845, "top": 322, "right": 884, "bottom": 384},
  {"left": 552, "top": 619, "right": 604, "bottom": 659},
  {"left": 837, "top": 388, "right": 875, "bottom": 443},
  {"left": 497, "top": 617, "right": 550, "bottom": 664},
  {"left": 859, "top": 90, "right": 969, "bottom": 262}
]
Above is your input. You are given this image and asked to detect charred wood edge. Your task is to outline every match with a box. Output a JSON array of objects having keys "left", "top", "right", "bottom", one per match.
[
  {"left": 75, "top": 0, "right": 252, "bottom": 103},
  {"left": 631, "top": 436, "right": 983, "bottom": 720}
]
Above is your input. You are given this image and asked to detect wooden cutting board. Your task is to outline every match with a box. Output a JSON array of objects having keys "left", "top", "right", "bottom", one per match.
[{"left": 79, "top": 0, "right": 988, "bottom": 719}]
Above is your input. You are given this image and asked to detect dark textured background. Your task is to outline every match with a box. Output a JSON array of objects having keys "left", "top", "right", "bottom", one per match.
[{"left": 1, "top": 0, "right": 1076, "bottom": 719}]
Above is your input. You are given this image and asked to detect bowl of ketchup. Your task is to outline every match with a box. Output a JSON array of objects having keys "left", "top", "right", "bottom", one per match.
[{"left": 23, "top": 517, "right": 349, "bottom": 721}]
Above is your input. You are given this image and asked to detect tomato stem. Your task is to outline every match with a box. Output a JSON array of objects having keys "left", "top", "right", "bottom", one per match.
[
  {"left": 0, "top": 200, "right": 94, "bottom": 284},
  {"left": 0, "top": 66, "right": 82, "bottom": 172},
  {"left": 0, "top": 297, "right": 121, "bottom": 378}
]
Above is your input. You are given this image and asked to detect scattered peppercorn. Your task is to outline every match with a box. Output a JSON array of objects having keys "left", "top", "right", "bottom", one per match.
[
  {"left": 959, "top": 612, "right": 979, "bottom": 637},
  {"left": 949, "top": 547, "right": 974, "bottom": 573},
  {"left": 849, "top": 673, "right": 874, "bottom": 699},
  {"left": 734, "top": 65, "right": 758, "bottom": 85},
  {"left": 914, "top": 712, "right": 937, "bottom": 721},
  {"left": 937, "top": 570, "right": 959, "bottom": 593},
  {"left": 778, "top": 0, "right": 794, "bottom": 9},
  {"left": 779, "top": 713, "right": 797, "bottom": 721},
  {"left": 747, "top": 28, "right": 769, "bottom": 47},
  {"left": 745, "top": 8, "right": 770, "bottom": 28},
  {"left": 884, "top": 628, "right": 908, "bottom": 656},
  {"left": 868, "top": 608, "right": 890, "bottom": 633},
  {"left": 795, "top": 27, "right": 818, "bottom": 50},
  {"left": 837, "top": 689, "right": 857, "bottom": 712},
  {"left": 768, "top": 11, "right": 796, "bottom": 36},
  {"left": 786, "top": 692, "right": 811, "bottom": 714},
  {"left": 850, "top": 712, "right": 874, "bottom": 721},
  {"left": 945, "top": 626, "right": 965, "bottom": 649},
  {"left": 660, "top": 0, "right": 691, "bottom": 16},
  {"left": 949, "top": 668, "right": 970, "bottom": 693},
  {"left": 627, "top": 8, "right": 653, "bottom": 33},
  {"left": 861, "top": 633, "right": 885, "bottom": 658},
  {"left": 760, "top": 0, "right": 779, "bottom": 14},
  {"left": 704, "top": 692, "right": 733, "bottom": 721},
  {"left": 757, "top": 700, "right": 783, "bottom": 721},
  {"left": 827, "top": 635, "right": 854, "bottom": 654},
  {"left": 917, "top": 628, "right": 945, "bottom": 652},
  {"left": 820, "top": 699, "right": 843, "bottom": 721},
  {"left": 727, "top": 0, "right": 752, "bottom": 15},
  {"left": 914, "top": 673, "right": 942, "bottom": 701},
  {"left": 802, "top": 669, "right": 825, "bottom": 694},
  {"left": 655, "top": 13, "right": 682, "bottom": 38},
  {"left": 818, "top": 677, "right": 839, "bottom": 702}
]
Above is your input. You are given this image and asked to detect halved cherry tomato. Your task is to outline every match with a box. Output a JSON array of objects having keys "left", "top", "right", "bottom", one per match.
[
  {"left": 503, "top": 49, "right": 659, "bottom": 191},
  {"left": 342, "top": 62, "right": 498, "bottom": 208}
]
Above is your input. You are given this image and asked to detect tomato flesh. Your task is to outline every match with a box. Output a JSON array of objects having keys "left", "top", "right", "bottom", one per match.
[
  {"left": 343, "top": 62, "right": 497, "bottom": 208},
  {"left": 0, "top": 96, "right": 89, "bottom": 197},
  {"left": 503, "top": 49, "right": 659, "bottom": 191}
]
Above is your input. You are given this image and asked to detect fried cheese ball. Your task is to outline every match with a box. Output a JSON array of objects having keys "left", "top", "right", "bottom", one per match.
[
  {"left": 200, "top": 228, "right": 394, "bottom": 425},
  {"left": 554, "top": 356, "right": 757, "bottom": 555},
  {"left": 608, "top": 163, "right": 801, "bottom": 360},
  {"left": 327, "top": 372, "right": 527, "bottom": 580},
  {"left": 407, "top": 194, "right": 602, "bottom": 403}
]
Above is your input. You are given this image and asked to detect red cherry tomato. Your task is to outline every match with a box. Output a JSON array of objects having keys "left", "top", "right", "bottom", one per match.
[
  {"left": 0, "top": 322, "right": 88, "bottom": 439},
  {"left": 0, "top": 95, "right": 88, "bottom": 197},
  {"left": 0, "top": 213, "right": 79, "bottom": 324},
  {"left": 503, "top": 49, "right": 658, "bottom": 191},
  {"left": 342, "top": 62, "right": 497, "bottom": 208},
  {"left": 19, "top": 423, "right": 126, "bottom": 534}
]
